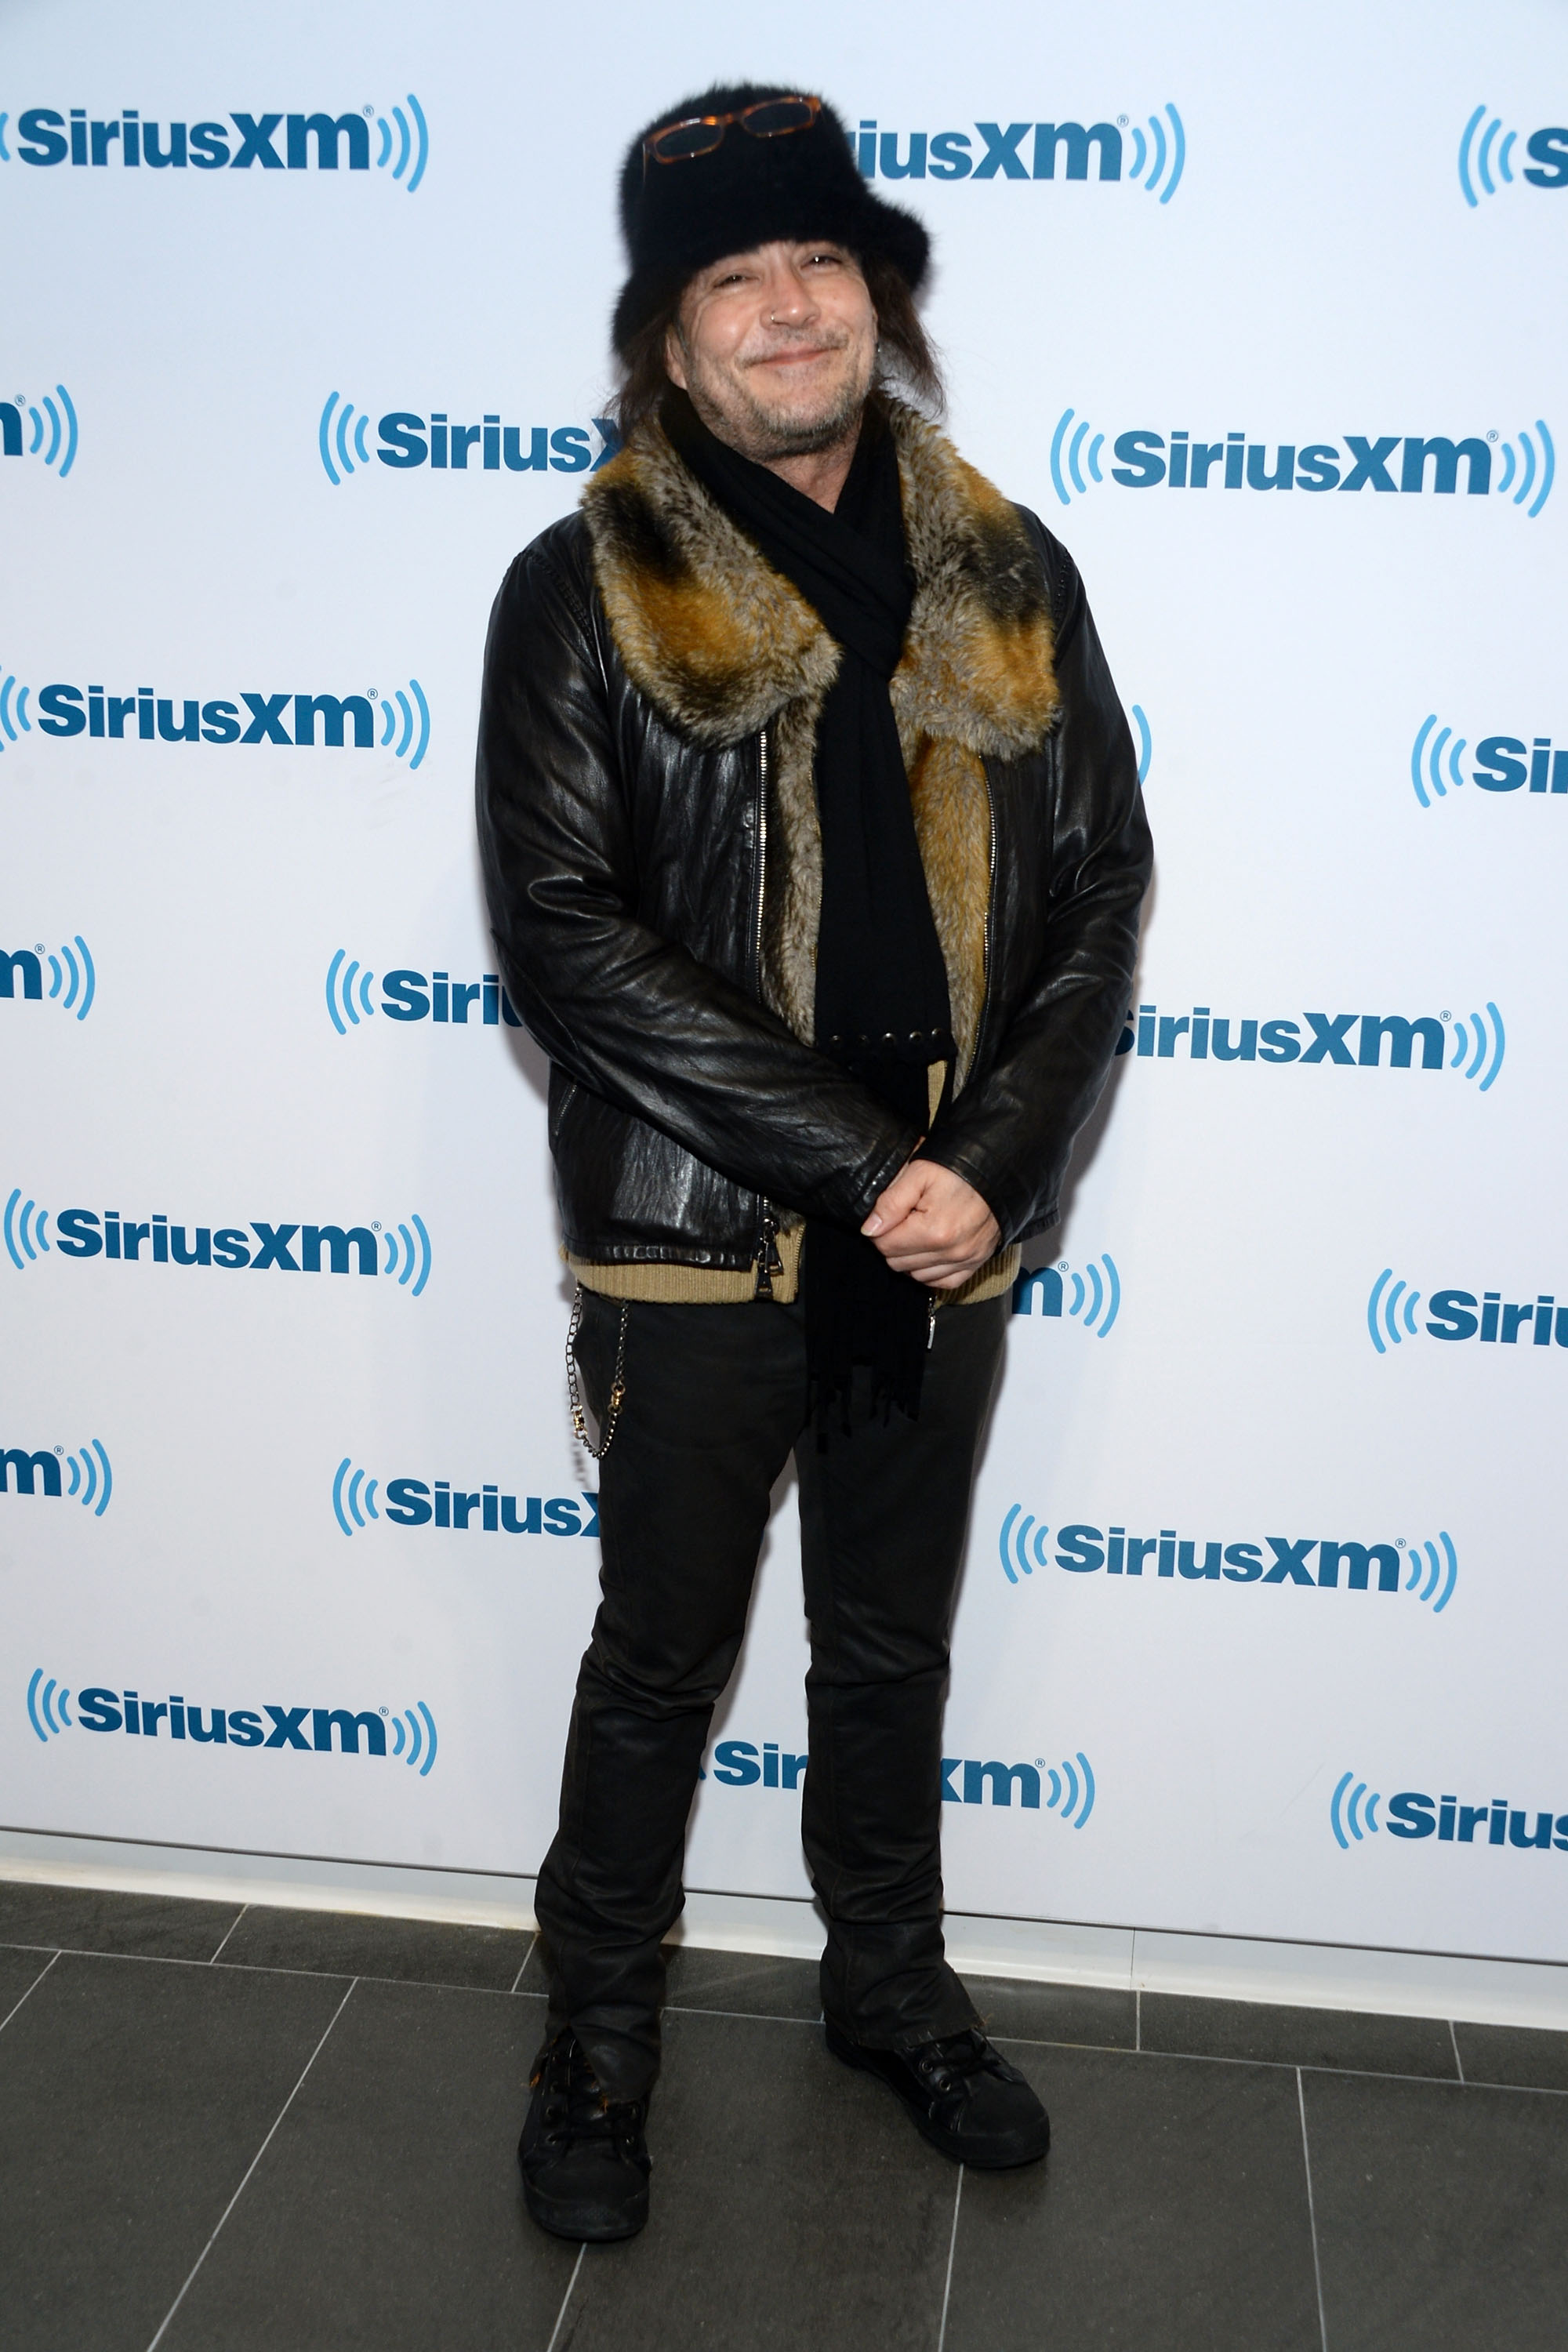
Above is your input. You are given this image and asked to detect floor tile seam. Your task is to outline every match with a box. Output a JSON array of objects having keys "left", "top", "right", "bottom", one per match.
[
  {"left": 205, "top": 1906, "right": 248, "bottom": 1964},
  {"left": 990, "top": 2031, "right": 1560, "bottom": 2091},
  {"left": 143, "top": 1976, "right": 361, "bottom": 2352},
  {"left": 662, "top": 2002, "right": 822, "bottom": 2027},
  {"left": 935, "top": 2168, "right": 964, "bottom": 2352},
  {"left": 1297, "top": 2068, "right": 1330, "bottom": 2352},
  {"left": 508, "top": 1928, "right": 539, "bottom": 1997},
  {"left": 0, "top": 1947, "right": 58, "bottom": 2033},
  {"left": 207, "top": 1958, "right": 537, "bottom": 1998},
  {"left": 5, "top": 1941, "right": 360, "bottom": 1984},
  {"left": 543, "top": 2243, "right": 586, "bottom": 2352},
  {"left": 1449, "top": 2017, "right": 1465, "bottom": 2082}
]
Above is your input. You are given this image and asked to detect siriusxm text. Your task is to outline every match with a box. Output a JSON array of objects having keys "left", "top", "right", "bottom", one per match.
[
  {"left": 1470, "top": 737, "right": 1568, "bottom": 793},
  {"left": 1386, "top": 1793, "right": 1568, "bottom": 1851},
  {"left": 78, "top": 1690, "right": 397, "bottom": 1753},
  {"left": 57, "top": 1212, "right": 386, "bottom": 1272},
  {"left": 37, "top": 686, "right": 388, "bottom": 746},
  {"left": 854, "top": 120, "right": 1125, "bottom": 180},
  {"left": 372, "top": 415, "right": 619, "bottom": 473},
  {"left": 383, "top": 1482, "right": 597, "bottom": 1537},
  {"left": 1109, "top": 433, "right": 1511, "bottom": 495},
  {"left": 382, "top": 971, "right": 521, "bottom": 1026},
  {"left": 18, "top": 109, "right": 394, "bottom": 172},
  {"left": 1054, "top": 1527, "right": 1409, "bottom": 1586},
  {"left": 709, "top": 1740, "right": 808, "bottom": 1789},
  {"left": 1119, "top": 1007, "right": 1448, "bottom": 1065},
  {"left": 1424, "top": 1291, "right": 1568, "bottom": 1347}
]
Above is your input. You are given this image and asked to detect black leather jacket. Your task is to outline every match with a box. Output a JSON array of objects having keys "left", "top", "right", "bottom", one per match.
[{"left": 477, "top": 455, "right": 1150, "bottom": 1276}]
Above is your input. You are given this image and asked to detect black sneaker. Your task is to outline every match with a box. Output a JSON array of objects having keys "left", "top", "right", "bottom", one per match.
[
  {"left": 826, "top": 2020, "right": 1050, "bottom": 2169},
  {"left": 518, "top": 2029, "right": 652, "bottom": 2241}
]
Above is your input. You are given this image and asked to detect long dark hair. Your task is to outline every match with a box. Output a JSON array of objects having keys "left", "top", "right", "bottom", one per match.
[{"left": 610, "top": 252, "right": 945, "bottom": 441}]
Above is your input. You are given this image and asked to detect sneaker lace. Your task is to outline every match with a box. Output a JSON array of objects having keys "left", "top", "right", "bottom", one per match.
[
  {"left": 532, "top": 2037, "right": 644, "bottom": 2155},
  {"left": 912, "top": 2029, "right": 1000, "bottom": 2094}
]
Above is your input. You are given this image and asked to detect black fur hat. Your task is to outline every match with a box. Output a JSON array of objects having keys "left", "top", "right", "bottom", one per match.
[{"left": 612, "top": 83, "right": 931, "bottom": 356}]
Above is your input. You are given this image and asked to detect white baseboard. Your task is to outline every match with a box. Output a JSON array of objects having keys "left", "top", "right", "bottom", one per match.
[{"left": 2, "top": 1827, "right": 1564, "bottom": 2034}]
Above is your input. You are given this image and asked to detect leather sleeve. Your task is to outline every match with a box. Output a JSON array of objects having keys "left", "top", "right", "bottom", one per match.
[
  {"left": 475, "top": 536, "right": 919, "bottom": 1228},
  {"left": 918, "top": 522, "right": 1152, "bottom": 1245}
]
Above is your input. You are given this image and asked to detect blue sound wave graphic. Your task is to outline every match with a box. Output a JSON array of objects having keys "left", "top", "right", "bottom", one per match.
[
  {"left": 43, "top": 935, "right": 96, "bottom": 1018},
  {"left": 1410, "top": 714, "right": 1468, "bottom": 808},
  {"left": 60, "top": 1439, "right": 113, "bottom": 1515},
  {"left": 389, "top": 1700, "right": 439, "bottom": 1773},
  {"left": 1366, "top": 1267, "right": 1423, "bottom": 1355},
  {"left": 20, "top": 383, "right": 78, "bottom": 477},
  {"left": 332, "top": 1456, "right": 380, "bottom": 1537},
  {"left": 1125, "top": 104, "right": 1185, "bottom": 201},
  {"left": 374, "top": 93, "right": 429, "bottom": 191},
  {"left": 26, "top": 1668, "right": 73, "bottom": 1743},
  {"left": 1493, "top": 422, "right": 1555, "bottom": 517},
  {"left": 380, "top": 1216, "right": 432, "bottom": 1296},
  {"left": 999, "top": 1504, "right": 1052, "bottom": 1585},
  {"left": 1040, "top": 1751, "right": 1096, "bottom": 1827},
  {"left": 1330, "top": 1770, "right": 1381, "bottom": 1849},
  {"left": 376, "top": 678, "right": 430, "bottom": 768},
  {"left": 0, "top": 115, "right": 9, "bottom": 164},
  {"left": 1458, "top": 106, "right": 1519, "bottom": 205},
  {"left": 1048, "top": 408, "right": 1105, "bottom": 507},
  {"left": 318, "top": 390, "right": 374, "bottom": 485},
  {"left": 1402, "top": 1530, "right": 1458, "bottom": 1614},
  {"left": 1446, "top": 1003, "right": 1505, "bottom": 1089},
  {"left": 1131, "top": 704, "right": 1152, "bottom": 786},
  {"left": 2, "top": 1189, "right": 50, "bottom": 1269},
  {"left": 0, "top": 668, "right": 32, "bottom": 749},
  {"left": 325, "top": 949, "right": 377, "bottom": 1034},
  {"left": 1012, "top": 1254, "right": 1122, "bottom": 1334}
]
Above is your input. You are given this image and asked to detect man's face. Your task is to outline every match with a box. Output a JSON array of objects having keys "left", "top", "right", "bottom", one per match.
[{"left": 665, "top": 240, "right": 877, "bottom": 461}]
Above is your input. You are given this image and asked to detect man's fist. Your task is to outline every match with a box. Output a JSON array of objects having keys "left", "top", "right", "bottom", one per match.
[{"left": 861, "top": 1160, "right": 1002, "bottom": 1290}]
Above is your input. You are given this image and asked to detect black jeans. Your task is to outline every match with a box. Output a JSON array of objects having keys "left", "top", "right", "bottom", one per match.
[{"left": 534, "top": 1287, "right": 1007, "bottom": 2098}]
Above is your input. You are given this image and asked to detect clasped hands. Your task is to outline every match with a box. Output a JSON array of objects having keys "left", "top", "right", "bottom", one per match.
[{"left": 861, "top": 1160, "right": 1000, "bottom": 1291}]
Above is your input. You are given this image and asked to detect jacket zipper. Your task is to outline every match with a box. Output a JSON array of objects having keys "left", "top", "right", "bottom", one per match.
[{"left": 753, "top": 726, "right": 780, "bottom": 1298}]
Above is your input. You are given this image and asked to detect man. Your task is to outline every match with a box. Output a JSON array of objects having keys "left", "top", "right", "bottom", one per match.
[{"left": 477, "top": 84, "right": 1150, "bottom": 2242}]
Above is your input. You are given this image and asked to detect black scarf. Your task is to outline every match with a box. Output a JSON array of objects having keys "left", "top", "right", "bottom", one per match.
[{"left": 662, "top": 393, "right": 953, "bottom": 1425}]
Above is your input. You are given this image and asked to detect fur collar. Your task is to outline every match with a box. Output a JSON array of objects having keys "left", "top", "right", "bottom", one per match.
[
  {"left": 580, "top": 398, "right": 1058, "bottom": 755},
  {"left": 579, "top": 399, "right": 1058, "bottom": 1083}
]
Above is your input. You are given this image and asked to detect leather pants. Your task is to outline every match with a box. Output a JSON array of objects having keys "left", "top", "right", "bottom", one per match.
[{"left": 534, "top": 1286, "right": 1007, "bottom": 2098}]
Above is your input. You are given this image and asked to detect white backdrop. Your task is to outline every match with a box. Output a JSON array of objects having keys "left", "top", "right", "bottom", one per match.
[{"left": 4, "top": 0, "right": 1566, "bottom": 1967}]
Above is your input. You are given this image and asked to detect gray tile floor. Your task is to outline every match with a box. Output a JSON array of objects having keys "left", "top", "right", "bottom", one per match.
[{"left": 1, "top": 1882, "right": 1564, "bottom": 2350}]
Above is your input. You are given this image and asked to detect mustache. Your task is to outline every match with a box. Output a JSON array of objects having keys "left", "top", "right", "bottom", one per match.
[{"left": 740, "top": 323, "right": 854, "bottom": 363}]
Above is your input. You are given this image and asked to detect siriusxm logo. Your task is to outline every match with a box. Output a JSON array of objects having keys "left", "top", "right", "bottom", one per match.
[
  {"left": 706, "top": 1738, "right": 809, "bottom": 1789},
  {"left": 854, "top": 107, "right": 1184, "bottom": 199},
  {"left": 2, "top": 938, "right": 95, "bottom": 1018},
  {"left": 699, "top": 1737, "right": 1097, "bottom": 1826},
  {"left": 2, "top": 385, "right": 78, "bottom": 477},
  {"left": 1330, "top": 1773, "right": 1568, "bottom": 1855},
  {"left": 1116, "top": 1001, "right": 1505, "bottom": 1090},
  {"left": 26, "top": 1672, "right": 438, "bottom": 1772},
  {"left": 1457, "top": 108, "right": 1568, "bottom": 205},
  {"left": 1367, "top": 1269, "right": 1568, "bottom": 1356},
  {"left": 943, "top": 1751, "right": 1096, "bottom": 1828},
  {"left": 1049, "top": 412, "right": 1555, "bottom": 518},
  {"left": 2, "top": 1440, "right": 113, "bottom": 1515},
  {"left": 325, "top": 954, "right": 521, "bottom": 1035},
  {"left": 3, "top": 1196, "right": 432, "bottom": 1293},
  {"left": 1411, "top": 717, "right": 1568, "bottom": 809},
  {"left": 1001, "top": 1508, "right": 1459, "bottom": 1612},
  {"left": 26, "top": 677, "right": 428, "bottom": 764},
  {"left": 332, "top": 1459, "right": 597, "bottom": 1540},
  {"left": 318, "top": 395, "right": 619, "bottom": 485},
  {"left": 5, "top": 99, "right": 428, "bottom": 189},
  {"left": 1011, "top": 1254, "right": 1120, "bottom": 1337}
]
